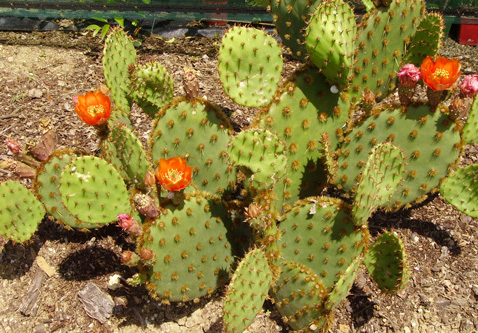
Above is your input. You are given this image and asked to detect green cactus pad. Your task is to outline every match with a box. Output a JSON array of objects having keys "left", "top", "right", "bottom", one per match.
[
  {"left": 151, "top": 97, "right": 235, "bottom": 196},
  {"left": 305, "top": 0, "right": 357, "bottom": 87},
  {"left": 223, "top": 248, "right": 273, "bottom": 333},
  {"left": 353, "top": 142, "right": 405, "bottom": 226},
  {"left": 279, "top": 197, "right": 366, "bottom": 290},
  {"left": 440, "top": 164, "right": 478, "bottom": 218},
  {"left": 0, "top": 180, "right": 45, "bottom": 243},
  {"left": 402, "top": 11, "right": 444, "bottom": 66},
  {"left": 101, "top": 123, "right": 152, "bottom": 190},
  {"left": 324, "top": 255, "right": 362, "bottom": 311},
  {"left": 462, "top": 96, "right": 478, "bottom": 144},
  {"left": 128, "top": 61, "right": 174, "bottom": 118},
  {"left": 138, "top": 193, "right": 233, "bottom": 302},
  {"left": 256, "top": 66, "right": 349, "bottom": 208},
  {"left": 218, "top": 26, "right": 283, "bottom": 107},
  {"left": 270, "top": 261, "right": 330, "bottom": 332},
  {"left": 271, "top": 0, "right": 321, "bottom": 62},
  {"left": 349, "top": 0, "right": 425, "bottom": 102},
  {"left": 336, "top": 104, "right": 462, "bottom": 209},
  {"left": 103, "top": 27, "right": 137, "bottom": 115},
  {"left": 228, "top": 128, "right": 288, "bottom": 192},
  {"left": 35, "top": 150, "right": 102, "bottom": 229},
  {"left": 364, "top": 231, "right": 409, "bottom": 294},
  {"left": 59, "top": 156, "right": 130, "bottom": 224}
]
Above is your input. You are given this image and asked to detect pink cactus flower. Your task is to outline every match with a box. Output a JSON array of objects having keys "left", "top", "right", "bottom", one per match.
[
  {"left": 117, "top": 214, "right": 143, "bottom": 237},
  {"left": 398, "top": 63, "right": 422, "bottom": 88},
  {"left": 460, "top": 74, "right": 478, "bottom": 98}
]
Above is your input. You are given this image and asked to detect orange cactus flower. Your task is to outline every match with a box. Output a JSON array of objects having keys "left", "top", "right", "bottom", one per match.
[
  {"left": 420, "top": 56, "right": 461, "bottom": 91},
  {"left": 155, "top": 156, "right": 193, "bottom": 192},
  {"left": 74, "top": 90, "right": 112, "bottom": 125}
]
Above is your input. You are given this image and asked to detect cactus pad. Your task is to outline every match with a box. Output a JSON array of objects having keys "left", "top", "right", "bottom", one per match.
[
  {"left": 462, "top": 96, "right": 478, "bottom": 144},
  {"left": 228, "top": 128, "right": 288, "bottom": 192},
  {"left": 223, "top": 248, "right": 273, "bottom": 332},
  {"left": 59, "top": 156, "right": 130, "bottom": 224},
  {"left": 218, "top": 26, "right": 283, "bottom": 107},
  {"left": 128, "top": 61, "right": 174, "bottom": 117},
  {"left": 0, "top": 180, "right": 45, "bottom": 243},
  {"left": 364, "top": 231, "right": 409, "bottom": 293},
  {"left": 138, "top": 193, "right": 233, "bottom": 302},
  {"left": 151, "top": 97, "right": 234, "bottom": 196},
  {"left": 101, "top": 123, "right": 152, "bottom": 190},
  {"left": 305, "top": 0, "right": 357, "bottom": 86},
  {"left": 353, "top": 142, "right": 405, "bottom": 226},
  {"left": 336, "top": 104, "right": 462, "bottom": 209},
  {"left": 440, "top": 164, "right": 478, "bottom": 218}
]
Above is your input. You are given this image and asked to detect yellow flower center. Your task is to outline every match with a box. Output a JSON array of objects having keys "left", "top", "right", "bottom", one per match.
[
  {"left": 165, "top": 169, "right": 184, "bottom": 184},
  {"left": 433, "top": 68, "right": 449, "bottom": 79},
  {"left": 87, "top": 104, "right": 105, "bottom": 116}
]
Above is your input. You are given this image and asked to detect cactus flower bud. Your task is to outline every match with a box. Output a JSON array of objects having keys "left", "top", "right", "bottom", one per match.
[
  {"left": 397, "top": 64, "right": 421, "bottom": 88},
  {"left": 133, "top": 193, "right": 159, "bottom": 219},
  {"left": 460, "top": 74, "right": 478, "bottom": 98},
  {"left": 5, "top": 138, "right": 22, "bottom": 155},
  {"left": 73, "top": 90, "right": 112, "bottom": 125},
  {"left": 183, "top": 66, "right": 199, "bottom": 99},
  {"left": 143, "top": 170, "right": 156, "bottom": 187},
  {"left": 117, "top": 214, "right": 143, "bottom": 237},
  {"left": 120, "top": 250, "right": 140, "bottom": 266}
]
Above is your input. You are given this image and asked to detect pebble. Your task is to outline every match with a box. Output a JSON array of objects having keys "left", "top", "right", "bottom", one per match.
[
  {"left": 472, "top": 285, "right": 478, "bottom": 297},
  {"left": 27, "top": 88, "right": 43, "bottom": 98}
]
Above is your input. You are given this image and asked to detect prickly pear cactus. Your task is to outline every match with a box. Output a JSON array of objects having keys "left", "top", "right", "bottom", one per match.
[
  {"left": 35, "top": 150, "right": 102, "bottom": 229},
  {"left": 440, "top": 164, "right": 478, "bottom": 218},
  {"left": 218, "top": 26, "right": 283, "bottom": 107},
  {"left": 228, "top": 128, "right": 288, "bottom": 192},
  {"left": 352, "top": 142, "right": 405, "bottom": 226},
  {"left": 223, "top": 248, "right": 273, "bottom": 332},
  {"left": 349, "top": 0, "right": 425, "bottom": 102},
  {"left": 150, "top": 97, "right": 235, "bottom": 196},
  {"left": 402, "top": 11, "right": 444, "bottom": 66},
  {"left": 305, "top": 0, "right": 357, "bottom": 87},
  {"left": 271, "top": 0, "right": 322, "bottom": 62},
  {"left": 0, "top": 180, "right": 45, "bottom": 242},
  {"left": 336, "top": 104, "right": 462, "bottom": 209},
  {"left": 103, "top": 27, "right": 137, "bottom": 118},
  {"left": 128, "top": 61, "right": 174, "bottom": 118},
  {"left": 137, "top": 193, "right": 234, "bottom": 302},
  {"left": 255, "top": 66, "right": 349, "bottom": 207},
  {"left": 101, "top": 123, "right": 152, "bottom": 190},
  {"left": 364, "top": 231, "right": 409, "bottom": 293},
  {"left": 59, "top": 156, "right": 130, "bottom": 225},
  {"left": 462, "top": 96, "right": 478, "bottom": 144},
  {"left": 271, "top": 197, "right": 368, "bottom": 330}
]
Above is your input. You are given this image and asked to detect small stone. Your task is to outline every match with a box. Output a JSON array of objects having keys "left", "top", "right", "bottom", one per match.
[
  {"left": 28, "top": 88, "right": 43, "bottom": 99},
  {"left": 410, "top": 232, "right": 419, "bottom": 242},
  {"left": 107, "top": 274, "right": 122, "bottom": 290}
]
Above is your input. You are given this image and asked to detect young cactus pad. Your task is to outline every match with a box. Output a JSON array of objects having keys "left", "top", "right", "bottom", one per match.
[
  {"left": 440, "top": 163, "right": 478, "bottom": 218},
  {"left": 364, "top": 231, "right": 409, "bottom": 294},
  {"left": 59, "top": 156, "right": 130, "bottom": 224},
  {"left": 218, "top": 26, "right": 283, "bottom": 107},
  {"left": 150, "top": 97, "right": 235, "bottom": 195},
  {"left": 223, "top": 247, "right": 273, "bottom": 333},
  {"left": 137, "top": 193, "right": 234, "bottom": 302},
  {"left": 0, "top": 180, "right": 45, "bottom": 243},
  {"left": 462, "top": 95, "right": 478, "bottom": 145}
]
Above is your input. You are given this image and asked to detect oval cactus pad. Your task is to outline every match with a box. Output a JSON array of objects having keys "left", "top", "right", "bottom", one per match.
[
  {"left": 0, "top": 180, "right": 45, "bottom": 243},
  {"left": 59, "top": 156, "right": 130, "bottom": 224},
  {"left": 218, "top": 26, "right": 283, "bottom": 107}
]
